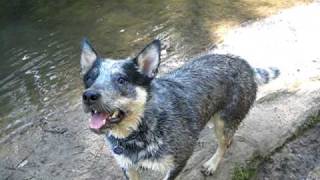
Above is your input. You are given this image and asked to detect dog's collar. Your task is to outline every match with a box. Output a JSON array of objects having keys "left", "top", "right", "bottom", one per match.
[
  {"left": 106, "top": 131, "right": 139, "bottom": 155},
  {"left": 113, "top": 144, "right": 124, "bottom": 155},
  {"left": 106, "top": 122, "right": 147, "bottom": 155}
]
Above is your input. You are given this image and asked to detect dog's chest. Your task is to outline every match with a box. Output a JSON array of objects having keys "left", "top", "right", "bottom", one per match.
[
  {"left": 107, "top": 135, "right": 172, "bottom": 172},
  {"left": 113, "top": 153, "right": 173, "bottom": 172}
]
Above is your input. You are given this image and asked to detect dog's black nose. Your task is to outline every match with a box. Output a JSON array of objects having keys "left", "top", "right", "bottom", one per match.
[{"left": 83, "top": 90, "right": 101, "bottom": 104}]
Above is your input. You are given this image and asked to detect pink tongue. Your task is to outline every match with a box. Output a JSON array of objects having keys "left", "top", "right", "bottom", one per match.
[{"left": 89, "top": 113, "right": 108, "bottom": 129}]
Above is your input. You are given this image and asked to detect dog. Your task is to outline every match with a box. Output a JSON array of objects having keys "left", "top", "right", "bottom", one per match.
[{"left": 80, "top": 39, "right": 279, "bottom": 180}]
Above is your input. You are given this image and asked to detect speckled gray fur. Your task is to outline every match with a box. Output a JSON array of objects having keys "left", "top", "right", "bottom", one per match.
[
  {"left": 80, "top": 39, "right": 258, "bottom": 180},
  {"left": 130, "top": 55, "right": 254, "bottom": 177}
]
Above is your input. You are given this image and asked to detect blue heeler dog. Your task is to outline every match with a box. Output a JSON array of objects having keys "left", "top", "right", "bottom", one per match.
[{"left": 80, "top": 39, "right": 279, "bottom": 180}]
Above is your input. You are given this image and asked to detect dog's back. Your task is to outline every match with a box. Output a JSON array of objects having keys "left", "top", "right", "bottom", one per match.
[{"left": 155, "top": 54, "right": 257, "bottom": 129}]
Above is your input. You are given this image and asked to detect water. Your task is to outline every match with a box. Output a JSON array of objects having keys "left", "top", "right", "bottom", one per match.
[{"left": 0, "top": 0, "right": 308, "bottom": 140}]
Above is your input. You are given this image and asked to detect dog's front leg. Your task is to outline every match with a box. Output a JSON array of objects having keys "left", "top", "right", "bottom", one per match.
[
  {"left": 122, "top": 167, "right": 140, "bottom": 180},
  {"left": 163, "top": 162, "right": 187, "bottom": 180}
]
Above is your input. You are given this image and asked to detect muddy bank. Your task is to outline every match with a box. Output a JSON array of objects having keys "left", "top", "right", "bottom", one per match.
[
  {"left": 0, "top": 102, "right": 124, "bottom": 180},
  {"left": 257, "top": 123, "right": 320, "bottom": 180}
]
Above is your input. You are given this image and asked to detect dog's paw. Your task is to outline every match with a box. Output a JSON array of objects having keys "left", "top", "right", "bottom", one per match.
[
  {"left": 200, "top": 167, "right": 214, "bottom": 176},
  {"left": 201, "top": 163, "right": 217, "bottom": 176}
]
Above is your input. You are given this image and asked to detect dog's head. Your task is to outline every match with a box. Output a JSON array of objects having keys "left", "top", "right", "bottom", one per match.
[{"left": 80, "top": 39, "right": 161, "bottom": 138}]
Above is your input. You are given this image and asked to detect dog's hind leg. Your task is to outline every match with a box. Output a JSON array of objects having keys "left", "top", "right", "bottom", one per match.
[
  {"left": 122, "top": 167, "right": 140, "bottom": 180},
  {"left": 201, "top": 114, "right": 232, "bottom": 176}
]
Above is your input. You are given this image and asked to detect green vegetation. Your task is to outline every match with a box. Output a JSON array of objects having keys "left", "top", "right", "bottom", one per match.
[
  {"left": 232, "top": 167, "right": 257, "bottom": 180},
  {"left": 231, "top": 154, "right": 266, "bottom": 180},
  {"left": 300, "top": 114, "right": 320, "bottom": 131},
  {"left": 232, "top": 165, "right": 257, "bottom": 180}
]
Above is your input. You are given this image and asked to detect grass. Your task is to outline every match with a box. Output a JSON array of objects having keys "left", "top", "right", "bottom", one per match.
[
  {"left": 232, "top": 155, "right": 264, "bottom": 180},
  {"left": 232, "top": 165, "right": 257, "bottom": 180},
  {"left": 299, "top": 114, "right": 320, "bottom": 132}
]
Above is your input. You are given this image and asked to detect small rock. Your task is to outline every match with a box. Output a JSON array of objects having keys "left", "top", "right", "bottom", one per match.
[{"left": 17, "top": 160, "right": 28, "bottom": 168}]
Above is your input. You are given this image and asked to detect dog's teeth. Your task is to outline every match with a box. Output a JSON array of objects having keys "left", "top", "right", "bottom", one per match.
[
  {"left": 112, "top": 111, "right": 119, "bottom": 118},
  {"left": 94, "top": 110, "right": 97, "bottom": 114}
]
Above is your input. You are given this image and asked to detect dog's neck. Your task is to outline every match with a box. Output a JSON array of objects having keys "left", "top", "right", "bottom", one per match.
[{"left": 106, "top": 119, "right": 151, "bottom": 155}]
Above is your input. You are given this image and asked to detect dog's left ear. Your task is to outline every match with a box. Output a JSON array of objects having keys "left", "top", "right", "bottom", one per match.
[{"left": 134, "top": 40, "right": 161, "bottom": 79}]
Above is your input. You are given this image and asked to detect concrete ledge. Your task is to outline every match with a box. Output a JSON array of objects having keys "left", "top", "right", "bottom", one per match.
[{"left": 178, "top": 80, "right": 320, "bottom": 180}]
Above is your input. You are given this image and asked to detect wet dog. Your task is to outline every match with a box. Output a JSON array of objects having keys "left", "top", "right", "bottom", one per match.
[{"left": 80, "top": 39, "right": 278, "bottom": 180}]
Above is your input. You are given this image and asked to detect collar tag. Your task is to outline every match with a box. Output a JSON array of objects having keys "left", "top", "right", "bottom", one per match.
[{"left": 113, "top": 146, "right": 124, "bottom": 155}]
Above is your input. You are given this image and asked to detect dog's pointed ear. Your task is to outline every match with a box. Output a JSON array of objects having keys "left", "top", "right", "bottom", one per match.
[
  {"left": 80, "top": 38, "right": 97, "bottom": 74},
  {"left": 134, "top": 40, "right": 161, "bottom": 79}
]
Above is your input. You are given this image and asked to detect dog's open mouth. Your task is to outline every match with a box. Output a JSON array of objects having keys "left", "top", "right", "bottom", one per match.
[{"left": 89, "top": 110, "right": 125, "bottom": 132}]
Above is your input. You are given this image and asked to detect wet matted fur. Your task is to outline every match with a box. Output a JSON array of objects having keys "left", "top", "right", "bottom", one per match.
[{"left": 80, "top": 39, "right": 263, "bottom": 180}]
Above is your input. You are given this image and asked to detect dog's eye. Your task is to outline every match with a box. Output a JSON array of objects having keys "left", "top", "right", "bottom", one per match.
[{"left": 117, "top": 77, "right": 127, "bottom": 85}]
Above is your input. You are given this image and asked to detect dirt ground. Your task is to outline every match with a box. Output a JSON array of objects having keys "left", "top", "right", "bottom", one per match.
[{"left": 0, "top": 101, "right": 125, "bottom": 180}]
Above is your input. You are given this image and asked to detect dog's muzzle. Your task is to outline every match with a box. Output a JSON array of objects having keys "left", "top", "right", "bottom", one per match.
[
  {"left": 82, "top": 90, "right": 101, "bottom": 105},
  {"left": 82, "top": 90, "right": 126, "bottom": 134}
]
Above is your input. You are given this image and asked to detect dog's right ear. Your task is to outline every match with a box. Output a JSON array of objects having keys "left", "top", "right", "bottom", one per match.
[{"left": 80, "top": 38, "right": 97, "bottom": 75}]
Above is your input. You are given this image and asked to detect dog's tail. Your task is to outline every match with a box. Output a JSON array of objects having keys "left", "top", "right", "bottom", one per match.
[{"left": 254, "top": 67, "right": 280, "bottom": 85}]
